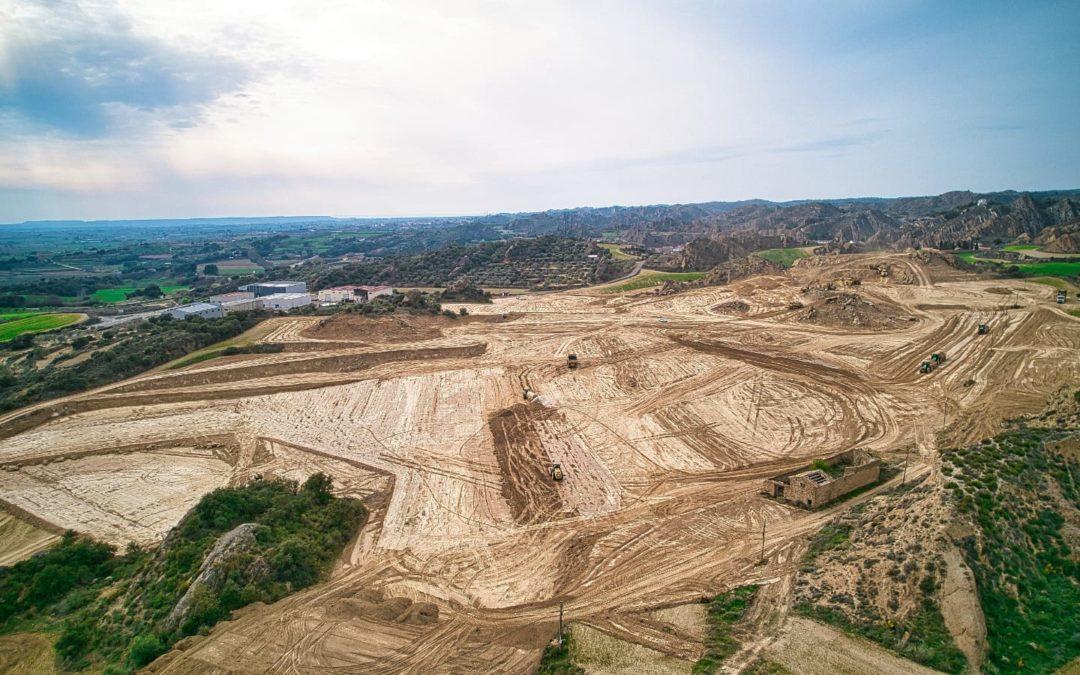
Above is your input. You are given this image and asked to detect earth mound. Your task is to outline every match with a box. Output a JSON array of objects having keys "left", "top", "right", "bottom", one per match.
[{"left": 795, "top": 291, "right": 912, "bottom": 330}]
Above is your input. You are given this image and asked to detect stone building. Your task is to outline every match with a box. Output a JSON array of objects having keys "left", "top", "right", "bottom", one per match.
[{"left": 761, "top": 448, "right": 881, "bottom": 509}]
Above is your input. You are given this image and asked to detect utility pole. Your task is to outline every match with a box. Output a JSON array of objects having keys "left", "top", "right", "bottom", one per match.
[
  {"left": 760, "top": 518, "right": 766, "bottom": 562},
  {"left": 558, "top": 602, "right": 564, "bottom": 645}
]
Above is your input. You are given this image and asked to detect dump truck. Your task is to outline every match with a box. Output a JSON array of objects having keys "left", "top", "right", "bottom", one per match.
[
  {"left": 919, "top": 361, "right": 934, "bottom": 374},
  {"left": 567, "top": 354, "right": 579, "bottom": 369},
  {"left": 978, "top": 324, "right": 989, "bottom": 335},
  {"left": 930, "top": 352, "right": 946, "bottom": 364},
  {"left": 550, "top": 463, "right": 564, "bottom": 481},
  {"left": 1057, "top": 290, "right": 1067, "bottom": 304}
]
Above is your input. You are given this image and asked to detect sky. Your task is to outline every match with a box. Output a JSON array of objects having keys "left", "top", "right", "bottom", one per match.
[{"left": 0, "top": 0, "right": 1077, "bottom": 223}]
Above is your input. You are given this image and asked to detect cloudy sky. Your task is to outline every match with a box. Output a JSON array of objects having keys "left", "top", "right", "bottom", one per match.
[{"left": 0, "top": 0, "right": 1077, "bottom": 222}]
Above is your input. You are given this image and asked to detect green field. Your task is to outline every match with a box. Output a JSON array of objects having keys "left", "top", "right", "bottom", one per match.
[
  {"left": 602, "top": 270, "right": 706, "bottom": 293},
  {"left": 1015, "top": 261, "right": 1080, "bottom": 277},
  {"left": 0, "top": 313, "right": 83, "bottom": 341},
  {"left": 954, "top": 252, "right": 1080, "bottom": 277},
  {"left": 0, "top": 311, "right": 42, "bottom": 323},
  {"left": 755, "top": 247, "right": 811, "bottom": 268},
  {"left": 1002, "top": 244, "right": 1040, "bottom": 252},
  {"left": 598, "top": 242, "right": 638, "bottom": 260},
  {"left": 90, "top": 284, "right": 189, "bottom": 303}
]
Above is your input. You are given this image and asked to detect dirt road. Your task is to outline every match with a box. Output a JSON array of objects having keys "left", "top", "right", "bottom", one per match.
[{"left": 0, "top": 251, "right": 1076, "bottom": 672}]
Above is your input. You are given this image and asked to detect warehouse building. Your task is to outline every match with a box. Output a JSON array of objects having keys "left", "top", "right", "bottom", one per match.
[
  {"left": 259, "top": 292, "right": 312, "bottom": 311},
  {"left": 239, "top": 281, "right": 308, "bottom": 297},
  {"left": 169, "top": 303, "right": 224, "bottom": 320},
  {"left": 317, "top": 284, "right": 394, "bottom": 304}
]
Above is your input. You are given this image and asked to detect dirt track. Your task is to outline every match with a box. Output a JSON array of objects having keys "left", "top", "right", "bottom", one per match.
[{"left": 1, "top": 251, "right": 1077, "bottom": 672}]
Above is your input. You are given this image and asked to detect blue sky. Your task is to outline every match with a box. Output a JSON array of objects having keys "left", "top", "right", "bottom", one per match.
[{"left": 0, "top": 0, "right": 1077, "bottom": 222}]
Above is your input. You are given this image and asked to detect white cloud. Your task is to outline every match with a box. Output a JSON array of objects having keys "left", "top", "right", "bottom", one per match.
[{"left": 1, "top": 0, "right": 1077, "bottom": 220}]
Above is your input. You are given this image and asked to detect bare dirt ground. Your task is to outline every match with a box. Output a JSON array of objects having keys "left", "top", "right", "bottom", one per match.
[
  {"left": 0, "top": 250, "right": 1077, "bottom": 671},
  {"left": 0, "top": 512, "right": 58, "bottom": 567}
]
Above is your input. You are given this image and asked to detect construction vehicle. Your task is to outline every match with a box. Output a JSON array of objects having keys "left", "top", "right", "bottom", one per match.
[
  {"left": 930, "top": 352, "right": 946, "bottom": 364},
  {"left": 919, "top": 361, "right": 933, "bottom": 374},
  {"left": 550, "top": 463, "right": 564, "bottom": 481},
  {"left": 1057, "top": 290, "right": 1067, "bottom": 304},
  {"left": 567, "top": 354, "right": 578, "bottom": 369},
  {"left": 978, "top": 323, "right": 989, "bottom": 335}
]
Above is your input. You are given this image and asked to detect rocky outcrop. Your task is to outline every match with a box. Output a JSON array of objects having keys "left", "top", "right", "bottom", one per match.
[{"left": 162, "top": 523, "right": 262, "bottom": 633}]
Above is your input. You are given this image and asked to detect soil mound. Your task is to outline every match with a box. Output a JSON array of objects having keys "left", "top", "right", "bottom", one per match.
[
  {"left": 795, "top": 291, "right": 911, "bottom": 330},
  {"left": 325, "top": 590, "right": 439, "bottom": 625},
  {"left": 712, "top": 300, "right": 751, "bottom": 314},
  {"left": 302, "top": 314, "right": 446, "bottom": 342}
]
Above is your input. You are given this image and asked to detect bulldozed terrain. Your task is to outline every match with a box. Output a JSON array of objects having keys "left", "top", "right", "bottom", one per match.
[{"left": 1, "top": 251, "right": 1078, "bottom": 672}]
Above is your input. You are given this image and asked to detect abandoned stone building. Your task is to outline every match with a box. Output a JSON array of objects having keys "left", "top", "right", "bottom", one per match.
[{"left": 761, "top": 448, "right": 881, "bottom": 508}]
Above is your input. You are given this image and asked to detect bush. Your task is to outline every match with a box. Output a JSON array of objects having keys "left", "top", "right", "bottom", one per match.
[{"left": 128, "top": 633, "right": 167, "bottom": 668}]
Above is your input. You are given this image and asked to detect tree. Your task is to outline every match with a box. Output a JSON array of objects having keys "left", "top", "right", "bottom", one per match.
[
  {"left": 142, "top": 284, "right": 164, "bottom": 299},
  {"left": 302, "top": 472, "right": 333, "bottom": 505},
  {"left": 203, "top": 263, "right": 219, "bottom": 276}
]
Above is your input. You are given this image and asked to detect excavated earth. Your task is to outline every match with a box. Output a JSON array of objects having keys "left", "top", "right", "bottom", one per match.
[{"left": 0, "top": 251, "right": 1078, "bottom": 672}]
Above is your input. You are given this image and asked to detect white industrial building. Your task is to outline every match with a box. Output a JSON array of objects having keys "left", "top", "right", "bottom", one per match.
[
  {"left": 317, "top": 285, "right": 394, "bottom": 304},
  {"left": 239, "top": 281, "right": 308, "bottom": 297},
  {"left": 259, "top": 292, "right": 312, "bottom": 311},
  {"left": 169, "top": 303, "right": 224, "bottom": 320}
]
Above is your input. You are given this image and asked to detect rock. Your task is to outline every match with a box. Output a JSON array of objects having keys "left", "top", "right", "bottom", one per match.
[{"left": 162, "top": 523, "right": 260, "bottom": 633}]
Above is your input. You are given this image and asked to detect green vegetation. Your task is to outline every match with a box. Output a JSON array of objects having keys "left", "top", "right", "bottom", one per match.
[
  {"left": 754, "top": 247, "right": 810, "bottom": 268},
  {"left": 800, "top": 522, "right": 852, "bottom": 570},
  {"left": 0, "top": 313, "right": 82, "bottom": 342},
  {"left": 167, "top": 343, "right": 284, "bottom": 370},
  {"left": 602, "top": 270, "right": 706, "bottom": 293},
  {"left": 955, "top": 251, "right": 1080, "bottom": 279},
  {"left": 90, "top": 283, "right": 189, "bottom": 303},
  {"left": 597, "top": 242, "right": 637, "bottom": 260},
  {"left": 0, "top": 311, "right": 42, "bottom": 323},
  {"left": 1015, "top": 260, "right": 1080, "bottom": 277},
  {"left": 536, "top": 630, "right": 584, "bottom": 674},
  {"left": 0, "top": 475, "right": 365, "bottom": 673},
  {"left": 796, "top": 599, "right": 965, "bottom": 673},
  {"left": 692, "top": 585, "right": 758, "bottom": 673},
  {"left": 1002, "top": 244, "right": 1040, "bottom": 252},
  {"left": 796, "top": 504, "right": 966, "bottom": 673},
  {"left": 943, "top": 427, "right": 1080, "bottom": 674},
  {"left": 301, "top": 236, "right": 632, "bottom": 290},
  {"left": 810, "top": 459, "right": 844, "bottom": 478},
  {"left": 0, "top": 311, "right": 270, "bottom": 412}
]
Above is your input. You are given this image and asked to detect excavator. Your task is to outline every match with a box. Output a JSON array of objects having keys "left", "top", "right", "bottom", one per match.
[
  {"left": 550, "top": 463, "right": 564, "bottom": 481},
  {"left": 978, "top": 323, "right": 989, "bottom": 335},
  {"left": 919, "top": 361, "right": 933, "bottom": 374}
]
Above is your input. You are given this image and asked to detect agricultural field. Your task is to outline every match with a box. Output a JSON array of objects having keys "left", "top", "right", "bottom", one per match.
[
  {"left": 601, "top": 269, "right": 706, "bottom": 292},
  {"left": 0, "top": 313, "right": 83, "bottom": 341},
  {"left": 0, "top": 251, "right": 1077, "bottom": 672},
  {"left": 754, "top": 247, "right": 811, "bottom": 268},
  {"left": 598, "top": 242, "right": 639, "bottom": 260},
  {"left": 201, "top": 260, "right": 264, "bottom": 275},
  {"left": 90, "top": 283, "right": 189, "bottom": 303}
]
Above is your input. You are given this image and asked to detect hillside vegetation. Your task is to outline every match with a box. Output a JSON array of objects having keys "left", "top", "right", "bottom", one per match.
[
  {"left": 0, "top": 474, "right": 365, "bottom": 673},
  {"left": 943, "top": 424, "right": 1080, "bottom": 673},
  {"left": 0, "top": 311, "right": 270, "bottom": 412}
]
